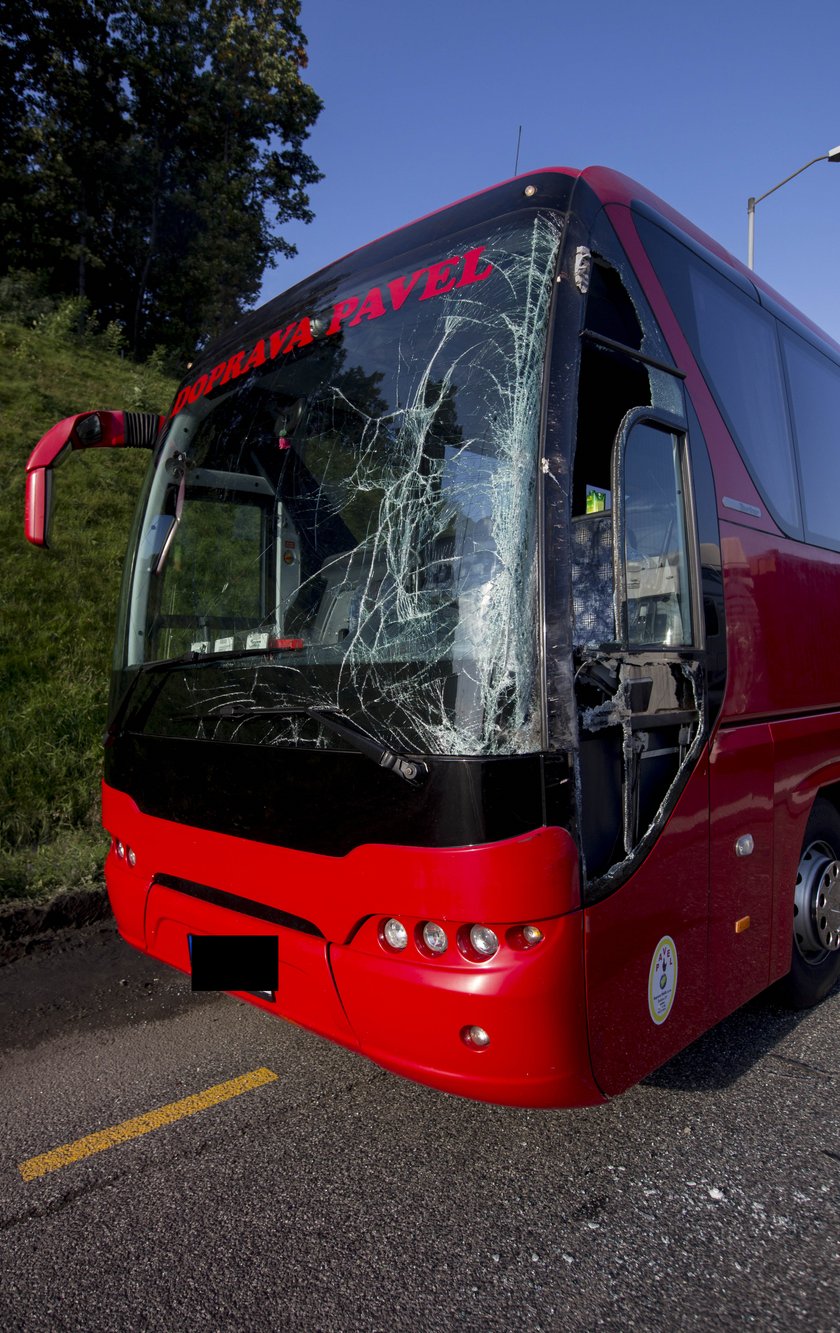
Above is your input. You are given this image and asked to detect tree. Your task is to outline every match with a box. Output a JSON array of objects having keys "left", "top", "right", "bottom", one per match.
[{"left": 2, "top": 1, "right": 322, "bottom": 361}]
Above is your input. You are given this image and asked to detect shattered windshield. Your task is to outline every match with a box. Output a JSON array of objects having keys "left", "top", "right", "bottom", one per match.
[{"left": 117, "top": 212, "right": 563, "bottom": 757}]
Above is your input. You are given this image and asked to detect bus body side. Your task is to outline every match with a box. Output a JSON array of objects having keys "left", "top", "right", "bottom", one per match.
[{"left": 575, "top": 168, "right": 840, "bottom": 1096}]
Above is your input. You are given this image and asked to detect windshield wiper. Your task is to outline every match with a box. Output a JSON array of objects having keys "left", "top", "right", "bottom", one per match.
[
  {"left": 105, "top": 650, "right": 210, "bottom": 744},
  {"left": 204, "top": 703, "right": 429, "bottom": 786},
  {"left": 106, "top": 645, "right": 302, "bottom": 744}
]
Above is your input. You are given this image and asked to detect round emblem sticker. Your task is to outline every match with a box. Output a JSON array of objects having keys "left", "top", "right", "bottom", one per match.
[{"left": 648, "top": 936, "right": 678, "bottom": 1025}]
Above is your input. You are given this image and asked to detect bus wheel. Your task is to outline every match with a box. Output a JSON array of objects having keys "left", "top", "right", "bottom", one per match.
[{"left": 779, "top": 799, "right": 840, "bottom": 1009}]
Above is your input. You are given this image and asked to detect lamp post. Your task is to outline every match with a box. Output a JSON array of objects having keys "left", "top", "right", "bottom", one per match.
[{"left": 747, "top": 146, "right": 840, "bottom": 270}]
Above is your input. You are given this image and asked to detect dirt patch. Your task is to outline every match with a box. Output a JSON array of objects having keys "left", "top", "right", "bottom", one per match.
[{"left": 0, "top": 886, "right": 111, "bottom": 965}]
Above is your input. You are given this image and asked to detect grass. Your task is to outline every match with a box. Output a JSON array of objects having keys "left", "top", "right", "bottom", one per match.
[{"left": 0, "top": 311, "right": 178, "bottom": 906}]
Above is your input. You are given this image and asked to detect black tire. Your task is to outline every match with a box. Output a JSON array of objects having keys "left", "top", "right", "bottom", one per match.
[{"left": 776, "top": 798, "right": 840, "bottom": 1009}]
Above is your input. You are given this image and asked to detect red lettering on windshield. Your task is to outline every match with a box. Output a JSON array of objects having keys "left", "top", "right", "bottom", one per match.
[
  {"left": 349, "top": 287, "right": 386, "bottom": 325},
  {"left": 327, "top": 297, "right": 359, "bottom": 335},
  {"left": 456, "top": 246, "right": 492, "bottom": 287},
  {"left": 171, "top": 386, "right": 191, "bottom": 416},
  {"left": 420, "top": 256, "right": 461, "bottom": 300},
  {"left": 270, "top": 324, "right": 296, "bottom": 358},
  {"left": 388, "top": 269, "right": 427, "bottom": 310},
  {"left": 241, "top": 339, "right": 266, "bottom": 373},
  {"left": 206, "top": 361, "right": 228, "bottom": 394},
  {"left": 284, "top": 318, "right": 314, "bottom": 352},
  {"left": 169, "top": 241, "right": 496, "bottom": 418},
  {"left": 221, "top": 350, "right": 245, "bottom": 383}
]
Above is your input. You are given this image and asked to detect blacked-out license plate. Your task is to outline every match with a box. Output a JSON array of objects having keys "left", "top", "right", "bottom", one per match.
[{"left": 188, "top": 934, "right": 278, "bottom": 999}]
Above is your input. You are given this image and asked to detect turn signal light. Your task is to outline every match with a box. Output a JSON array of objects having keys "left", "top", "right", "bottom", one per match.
[{"left": 508, "top": 923, "right": 544, "bottom": 950}]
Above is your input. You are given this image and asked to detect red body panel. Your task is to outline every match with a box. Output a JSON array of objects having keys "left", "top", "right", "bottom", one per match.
[
  {"left": 102, "top": 783, "right": 603, "bottom": 1107},
  {"left": 583, "top": 751, "right": 711, "bottom": 1097},
  {"left": 707, "top": 724, "right": 774, "bottom": 1019},
  {"left": 145, "top": 883, "right": 359, "bottom": 1049}
]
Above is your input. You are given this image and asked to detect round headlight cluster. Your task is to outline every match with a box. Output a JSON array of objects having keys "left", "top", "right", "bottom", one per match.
[{"left": 379, "top": 917, "right": 539, "bottom": 962}]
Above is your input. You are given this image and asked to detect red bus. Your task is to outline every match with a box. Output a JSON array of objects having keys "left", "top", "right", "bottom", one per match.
[{"left": 24, "top": 166, "right": 840, "bottom": 1107}]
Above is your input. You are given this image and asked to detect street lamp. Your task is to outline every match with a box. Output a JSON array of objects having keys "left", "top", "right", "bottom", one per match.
[{"left": 747, "top": 145, "right": 840, "bottom": 269}]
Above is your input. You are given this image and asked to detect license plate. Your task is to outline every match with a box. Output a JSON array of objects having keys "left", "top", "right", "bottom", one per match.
[{"left": 188, "top": 934, "right": 278, "bottom": 999}]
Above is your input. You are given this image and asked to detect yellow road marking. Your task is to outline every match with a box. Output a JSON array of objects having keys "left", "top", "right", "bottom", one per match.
[{"left": 18, "top": 1066, "right": 278, "bottom": 1181}]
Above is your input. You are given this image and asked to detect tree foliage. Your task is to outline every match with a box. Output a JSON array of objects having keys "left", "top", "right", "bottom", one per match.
[{"left": 1, "top": 1, "right": 322, "bottom": 362}]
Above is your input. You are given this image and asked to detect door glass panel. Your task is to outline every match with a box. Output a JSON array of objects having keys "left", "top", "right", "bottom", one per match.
[{"left": 624, "top": 424, "right": 693, "bottom": 648}]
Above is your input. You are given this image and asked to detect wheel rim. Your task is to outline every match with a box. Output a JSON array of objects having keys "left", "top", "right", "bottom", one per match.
[{"left": 794, "top": 838, "right": 840, "bottom": 964}]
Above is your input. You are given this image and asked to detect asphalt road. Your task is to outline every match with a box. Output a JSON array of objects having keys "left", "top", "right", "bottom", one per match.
[{"left": 1, "top": 920, "right": 839, "bottom": 1331}]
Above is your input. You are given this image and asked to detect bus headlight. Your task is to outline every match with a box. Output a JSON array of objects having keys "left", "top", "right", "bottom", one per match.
[
  {"left": 421, "top": 921, "right": 448, "bottom": 954},
  {"left": 468, "top": 925, "right": 499, "bottom": 958},
  {"left": 382, "top": 918, "right": 408, "bottom": 950}
]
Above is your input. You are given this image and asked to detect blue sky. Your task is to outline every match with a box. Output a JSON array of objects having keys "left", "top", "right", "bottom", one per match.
[{"left": 261, "top": 0, "right": 840, "bottom": 343}]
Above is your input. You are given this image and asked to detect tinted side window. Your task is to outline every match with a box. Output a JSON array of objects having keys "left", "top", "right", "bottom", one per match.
[
  {"left": 635, "top": 217, "right": 802, "bottom": 537},
  {"left": 781, "top": 329, "right": 840, "bottom": 547}
]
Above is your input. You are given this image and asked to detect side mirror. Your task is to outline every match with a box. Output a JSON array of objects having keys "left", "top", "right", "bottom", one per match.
[{"left": 24, "top": 409, "right": 163, "bottom": 548}]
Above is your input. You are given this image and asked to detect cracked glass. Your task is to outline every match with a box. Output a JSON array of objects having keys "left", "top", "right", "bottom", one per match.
[{"left": 116, "top": 213, "right": 563, "bottom": 757}]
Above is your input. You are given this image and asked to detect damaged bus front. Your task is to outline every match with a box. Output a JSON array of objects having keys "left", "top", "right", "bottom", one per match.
[{"left": 25, "top": 169, "right": 725, "bottom": 1105}]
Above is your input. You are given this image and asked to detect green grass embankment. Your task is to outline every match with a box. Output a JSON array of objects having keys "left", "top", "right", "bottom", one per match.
[{"left": 0, "top": 312, "right": 177, "bottom": 905}]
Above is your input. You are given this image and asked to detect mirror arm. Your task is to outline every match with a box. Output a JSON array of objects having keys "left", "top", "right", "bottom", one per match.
[{"left": 24, "top": 410, "right": 164, "bottom": 548}]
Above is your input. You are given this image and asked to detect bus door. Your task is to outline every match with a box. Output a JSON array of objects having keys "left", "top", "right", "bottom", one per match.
[{"left": 573, "top": 411, "right": 712, "bottom": 1096}]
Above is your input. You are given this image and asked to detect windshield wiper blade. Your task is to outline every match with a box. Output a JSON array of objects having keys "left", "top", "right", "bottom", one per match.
[
  {"left": 206, "top": 703, "right": 428, "bottom": 786},
  {"left": 107, "top": 647, "right": 287, "bottom": 743},
  {"left": 105, "top": 650, "right": 210, "bottom": 743}
]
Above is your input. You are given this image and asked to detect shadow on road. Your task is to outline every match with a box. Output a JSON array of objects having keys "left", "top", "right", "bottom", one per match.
[{"left": 643, "top": 988, "right": 840, "bottom": 1092}]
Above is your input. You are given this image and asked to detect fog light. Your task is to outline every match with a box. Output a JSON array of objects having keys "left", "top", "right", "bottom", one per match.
[
  {"left": 127, "top": 848, "right": 137, "bottom": 868},
  {"left": 523, "top": 925, "right": 543, "bottom": 946},
  {"left": 115, "top": 840, "right": 125, "bottom": 859},
  {"left": 462, "top": 1025, "right": 490, "bottom": 1049},
  {"left": 469, "top": 925, "right": 499, "bottom": 958},
  {"left": 383, "top": 918, "right": 408, "bottom": 950},
  {"left": 422, "top": 921, "right": 448, "bottom": 954}
]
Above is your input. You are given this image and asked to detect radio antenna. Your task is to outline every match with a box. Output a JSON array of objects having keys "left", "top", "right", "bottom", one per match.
[{"left": 514, "top": 125, "right": 522, "bottom": 176}]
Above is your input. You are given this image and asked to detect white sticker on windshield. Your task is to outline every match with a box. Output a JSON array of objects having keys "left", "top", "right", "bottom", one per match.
[
  {"left": 214, "top": 636, "right": 235, "bottom": 653},
  {"left": 190, "top": 640, "right": 210, "bottom": 655},
  {"left": 246, "top": 632, "right": 269, "bottom": 650},
  {"left": 648, "top": 936, "right": 678, "bottom": 1025}
]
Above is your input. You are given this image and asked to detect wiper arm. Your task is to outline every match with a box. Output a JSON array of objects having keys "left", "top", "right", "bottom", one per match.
[
  {"left": 208, "top": 703, "right": 428, "bottom": 786},
  {"left": 106, "top": 650, "right": 208, "bottom": 743},
  {"left": 107, "top": 647, "right": 284, "bottom": 744}
]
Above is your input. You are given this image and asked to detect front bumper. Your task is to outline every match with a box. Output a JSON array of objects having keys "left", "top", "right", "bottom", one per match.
[{"left": 103, "top": 781, "right": 603, "bottom": 1108}]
